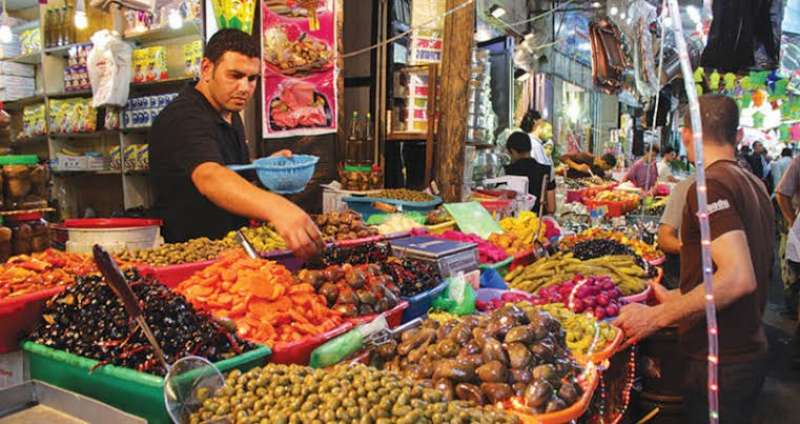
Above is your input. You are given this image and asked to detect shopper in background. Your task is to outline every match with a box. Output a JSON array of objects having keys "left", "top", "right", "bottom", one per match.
[
  {"left": 520, "top": 109, "right": 553, "bottom": 172},
  {"left": 505, "top": 131, "right": 556, "bottom": 214},
  {"left": 616, "top": 95, "right": 774, "bottom": 424},
  {"left": 772, "top": 148, "right": 793, "bottom": 192},
  {"left": 775, "top": 153, "right": 800, "bottom": 367},
  {"left": 560, "top": 151, "right": 618, "bottom": 179},
  {"left": 748, "top": 141, "right": 772, "bottom": 190},
  {"left": 149, "top": 29, "right": 322, "bottom": 257},
  {"left": 737, "top": 144, "right": 755, "bottom": 173},
  {"left": 657, "top": 174, "right": 695, "bottom": 289},
  {"left": 657, "top": 146, "right": 679, "bottom": 183},
  {"left": 622, "top": 144, "right": 659, "bottom": 191}
]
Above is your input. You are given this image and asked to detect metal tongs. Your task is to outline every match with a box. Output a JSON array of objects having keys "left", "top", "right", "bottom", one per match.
[
  {"left": 362, "top": 317, "right": 424, "bottom": 348},
  {"left": 236, "top": 230, "right": 259, "bottom": 259}
]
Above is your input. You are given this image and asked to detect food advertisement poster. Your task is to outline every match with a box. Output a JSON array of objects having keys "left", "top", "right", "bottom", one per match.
[{"left": 262, "top": 0, "right": 337, "bottom": 138}]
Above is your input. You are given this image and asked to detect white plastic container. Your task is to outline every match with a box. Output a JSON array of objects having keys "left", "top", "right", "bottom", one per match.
[{"left": 61, "top": 218, "right": 162, "bottom": 253}]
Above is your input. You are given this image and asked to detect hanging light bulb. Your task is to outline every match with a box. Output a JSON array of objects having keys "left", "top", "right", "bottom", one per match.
[
  {"left": 74, "top": 0, "right": 88, "bottom": 30},
  {"left": 0, "top": 0, "right": 12, "bottom": 44},
  {"left": 168, "top": 9, "right": 183, "bottom": 30}
]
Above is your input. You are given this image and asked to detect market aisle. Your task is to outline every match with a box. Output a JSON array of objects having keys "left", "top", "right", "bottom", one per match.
[{"left": 755, "top": 260, "right": 800, "bottom": 423}]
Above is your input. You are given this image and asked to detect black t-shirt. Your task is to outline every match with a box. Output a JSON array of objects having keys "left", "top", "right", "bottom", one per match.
[
  {"left": 149, "top": 84, "right": 250, "bottom": 242},
  {"left": 565, "top": 152, "right": 607, "bottom": 179},
  {"left": 504, "top": 158, "right": 556, "bottom": 212}
]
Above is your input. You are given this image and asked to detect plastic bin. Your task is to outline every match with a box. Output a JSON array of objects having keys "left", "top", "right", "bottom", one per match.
[
  {"left": 22, "top": 342, "right": 271, "bottom": 424},
  {"left": 343, "top": 196, "right": 442, "bottom": 221},
  {"left": 138, "top": 259, "right": 217, "bottom": 288},
  {"left": 346, "top": 301, "right": 408, "bottom": 329},
  {"left": 400, "top": 280, "right": 449, "bottom": 323},
  {"left": 621, "top": 267, "right": 663, "bottom": 304},
  {"left": 478, "top": 256, "right": 513, "bottom": 277},
  {"left": 0, "top": 287, "right": 65, "bottom": 353},
  {"left": 333, "top": 234, "right": 384, "bottom": 247},
  {"left": 61, "top": 218, "right": 162, "bottom": 254},
  {"left": 270, "top": 323, "right": 353, "bottom": 365},
  {"left": 508, "top": 366, "right": 598, "bottom": 424}
]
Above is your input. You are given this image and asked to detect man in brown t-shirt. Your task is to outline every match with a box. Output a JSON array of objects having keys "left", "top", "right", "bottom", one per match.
[{"left": 615, "top": 95, "right": 773, "bottom": 424}]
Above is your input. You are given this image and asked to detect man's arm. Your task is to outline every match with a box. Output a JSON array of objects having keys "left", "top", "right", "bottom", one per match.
[
  {"left": 615, "top": 230, "right": 756, "bottom": 346},
  {"left": 192, "top": 162, "right": 322, "bottom": 258},
  {"left": 777, "top": 192, "right": 796, "bottom": 226},
  {"left": 657, "top": 223, "right": 681, "bottom": 255}
]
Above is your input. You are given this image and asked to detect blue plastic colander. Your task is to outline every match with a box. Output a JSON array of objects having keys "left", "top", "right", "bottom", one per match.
[{"left": 229, "top": 155, "right": 319, "bottom": 194}]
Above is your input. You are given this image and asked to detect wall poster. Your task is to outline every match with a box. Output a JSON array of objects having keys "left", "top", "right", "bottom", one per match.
[{"left": 261, "top": 0, "right": 338, "bottom": 138}]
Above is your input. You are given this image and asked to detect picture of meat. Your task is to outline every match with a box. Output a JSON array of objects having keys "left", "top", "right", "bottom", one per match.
[
  {"left": 263, "top": 25, "right": 333, "bottom": 76},
  {"left": 264, "top": 0, "right": 330, "bottom": 19},
  {"left": 269, "top": 79, "right": 332, "bottom": 130}
]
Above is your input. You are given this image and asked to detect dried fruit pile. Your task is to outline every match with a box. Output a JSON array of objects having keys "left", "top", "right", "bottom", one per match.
[
  {"left": 0, "top": 249, "right": 128, "bottom": 298},
  {"left": 369, "top": 305, "right": 584, "bottom": 415},
  {"left": 560, "top": 229, "right": 664, "bottom": 262},
  {"left": 191, "top": 364, "right": 518, "bottom": 424},
  {"left": 296, "top": 264, "right": 401, "bottom": 318},
  {"left": 28, "top": 270, "right": 254, "bottom": 375},
  {"left": 314, "top": 210, "right": 379, "bottom": 242},
  {"left": 381, "top": 256, "right": 442, "bottom": 297},
  {"left": 374, "top": 188, "right": 435, "bottom": 202},
  {"left": 175, "top": 251, "right": 343, "bottom": 347},
  {"left": 307, "top": 242, "right": 391, "bottom": 269},
  {"left": 116, "top": 237, "right": 236, "bottom": 266}
]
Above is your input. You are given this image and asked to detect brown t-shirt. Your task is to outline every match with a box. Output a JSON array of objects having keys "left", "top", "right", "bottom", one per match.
[{"left": 679, "top": 160, "right": 774, "bottom": 363}]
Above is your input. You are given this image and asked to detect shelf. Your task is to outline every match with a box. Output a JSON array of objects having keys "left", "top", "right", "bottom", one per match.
[
  {"left": 124, "top": 19, "right": 203, "bottom": 44},
  {"left": 124, "top": 170, "right": 149, "bottom": 176},
  {"left": 4, "top": 94, "right": 45, "bottom": 111},
  {"left": 130, "top": 76, "right": 196, "bottom": 90},
  {"left": 52, "top": 169, "right": 121, "bottom": 176},
  {"left": 46, "top": 89, "right": 92, "bottom": 99},
  {"left": 1, "top": 51, "right": 41, "bottom": 65},
  {"left": 49, "top": 130, "right": 119, "bottom": 139},
  {"left": 44, "top": 43, "right": 87, "bottom": 57},
  {"left": 386, "top": 132, "right": 428, "bottom": 141},
  {"left": 12, "top": 135, "right": 48, "bottom": 144},
  {"left": 466, "top": 142, "right": 497, "bottom": 149}
]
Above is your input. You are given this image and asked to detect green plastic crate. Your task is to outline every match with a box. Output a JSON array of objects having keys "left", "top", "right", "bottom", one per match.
[
  {"left": 23, "top": 341, "right": 271, "bottom": 424},
  {"left": 478, "top": 256, "right": 513, "bottom": 277}
]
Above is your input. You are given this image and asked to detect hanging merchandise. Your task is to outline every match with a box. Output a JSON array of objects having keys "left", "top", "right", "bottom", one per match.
[
  {"left": 628, "top": 0, "right": 658, "bottom": 99},
  {"left": 87, "top": 30, "right": 132, "bottom": 108},
  {"left": 588, "top": 18, "right": 627, "bottom": 95},
  {"left": 513, "top": 31, "right": 547, "bottom": 75},
  {"left": 409, "top": 0, "right": 445, "bottom": 65},
  {"left": 211, "top": 0, "right": 256, "bottom": 34},
  {"left": 700, "top": 0, "right": 781, "bottom": 72},
  {"left": 262, "top": 0, "right": 337, "bottom": 138}
]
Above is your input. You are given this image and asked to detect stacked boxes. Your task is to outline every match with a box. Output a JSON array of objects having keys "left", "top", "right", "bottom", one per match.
[
  {"left": 48, "top": 98, "right": 97, "bottom": 134},
  {"left": 122, "top": 93, "right": 178, "bottom": 129},
  {"left": 0, "top": 62, "right": 36, "bottom": 101}
]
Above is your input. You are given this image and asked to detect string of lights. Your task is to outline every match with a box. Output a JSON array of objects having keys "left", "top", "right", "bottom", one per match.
[{"left": 666, "top": 0, "right": 720, "bottom": 422}]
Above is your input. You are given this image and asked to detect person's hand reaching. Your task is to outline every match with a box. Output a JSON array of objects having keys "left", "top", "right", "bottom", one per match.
[
  {"left": 270, "top": 149, "right": 293, "bottom": 158},
  {"left": 270, "top": 198, "right": 323, "bottom": 259}
]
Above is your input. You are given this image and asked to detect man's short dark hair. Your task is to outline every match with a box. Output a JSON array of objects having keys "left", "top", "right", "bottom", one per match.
[
  {"left": 782, "top": 147, "right": 793, "bottom": 158},
  {"left": 507, "top": 131, "right": 532, "bottom": 153},
  {"left": 648, "top": 144, "right": 660, "bottom": 153},
  {"left": 601, "top": 153, "right": 617, "bottom": 168},
  {"left": 204, "top": 29, "right": 259, "bottom": 63},
  {"left": 663, "top": 146, "right": 676, "bottom": 155},
  {"left": 685, "top": 95, "right": 739, "bottom": 146},
  {"left": 520, "top": 110, "right": 542, "bottom": 133}
]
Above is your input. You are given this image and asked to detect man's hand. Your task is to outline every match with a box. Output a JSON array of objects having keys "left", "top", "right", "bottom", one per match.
[
  {"left": 270, "top": 199, "right": 323, "bottom": 259},
  {"left": 653, "top": 284, "right": 680, "bottom": 304},
  {"left": 614, "top": 303, "right": 665, "bottom": 350},
  {"left": 270, "top": 149, "right": 293, "bottom": 158}
]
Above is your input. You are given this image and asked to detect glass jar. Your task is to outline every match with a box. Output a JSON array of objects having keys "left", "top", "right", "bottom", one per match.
[
  {"left": 10, "top": 222, "right": 32, "bottom": 255},
  {"left": 29, "top": 218, "right": 49, "bottom": 253},
  {"left": 0, "top": 225, "right": 11, "bottom": 261},
  {"left": 0, "top": 155, "right": 48, "bottom": 211}
]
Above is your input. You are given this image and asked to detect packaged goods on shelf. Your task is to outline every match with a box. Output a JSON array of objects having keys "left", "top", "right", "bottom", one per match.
[
  {"left": 19, "top": 28, "right": 40, "bottom": 55},
  {"left": 47, "top": 98, "right": 97, "bottom": 134},
  {"left": 122, "top": 93, "right": 177, "bottom": 129},
  {"left": 0, "top": 39, "right": 21, "bottom": 59},
  {"left": 21, "top": 104, "right": 46, "bottom": 139},
  {"left": 109, "top": 146, "right": 122, "bottom": 171},
  {"left": 131, "top": 46, "right": 168, "bottom": 83},
  {"left": 64, "top": 44, "right": 91, "bottom": 92},
  {"left": 0, "top": 62, "right": 34, "bottom": 78},
  {"left": 183, "top": 40, "right": 202, "bottom": 77},
  {"left": 0, "top": 76, "right": 35, "bottom": 101}
]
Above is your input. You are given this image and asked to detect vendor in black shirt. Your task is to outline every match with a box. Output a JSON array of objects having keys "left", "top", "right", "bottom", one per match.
[
  {"left": 504, "top": 131, "right": 556, "bottom": 214},
  {"left": 149, "top": 29, "right": 322, "bottom": 257},
  {"left": 560, "top": 151, "right": 617, "bottom": 179}
]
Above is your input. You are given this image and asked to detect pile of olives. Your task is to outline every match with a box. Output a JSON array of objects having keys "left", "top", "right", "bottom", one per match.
[
  {"left": 375, "top": 189, "right": 435, "bottom": 203},
  {"left": 116, "top": 237, "right": 237, "bottom": 266},
  {"left": 191, "top": 364, "right": 519, "bottom": 424}
]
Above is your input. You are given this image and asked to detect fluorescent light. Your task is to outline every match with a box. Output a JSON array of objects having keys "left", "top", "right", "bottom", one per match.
[
  {"left": 686, "top": 5, "right": 701, "bottom": 23},
  {"left": 489, "top": 5, "right": 506, "bottom": 19},
  {"left": 74, "top": 12, "right": 88, "bottom": 30},
  {"left": 591, "top": 2, "right": 601, "bottom": 8},
  {"left": 610, "top": 6, "right": 618, "bottom": 16},
  {"left": 168, "top": 9, "right": 183, "bottom": 30}
]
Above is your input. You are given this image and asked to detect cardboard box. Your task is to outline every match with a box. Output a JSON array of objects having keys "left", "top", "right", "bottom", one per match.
[{"left": 0, "top": 62, "right": 34, "bottom": 77}]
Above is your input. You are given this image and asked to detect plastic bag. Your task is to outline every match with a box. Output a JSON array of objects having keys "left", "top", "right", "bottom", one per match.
[
  {"left": 88, "top": 30, "right": 132, "bottom": 108},
  {"left": 431, "top": 273, "right": 476, "bottom": 316}
]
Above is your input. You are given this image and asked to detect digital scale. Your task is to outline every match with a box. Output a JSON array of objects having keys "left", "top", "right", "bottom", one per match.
[{"left": 388, "top": 236, "right": 479, "bottom": 277}]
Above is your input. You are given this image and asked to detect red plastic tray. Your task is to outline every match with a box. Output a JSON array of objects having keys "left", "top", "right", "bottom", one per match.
[
  {"left": 621, "top": 267, "right": 663, "bottom": 304},
  {"left": 0, "top": 287, "right": 65, "bottom": 353},
  {"left": 138, "top": 259, "right": 217, "bottom": 288},
  {"left": 270, "top": 322, "right": 353, "bottom": 365},
  {"left": 346, "top": 301, "right": 408, "bottom": 329},
  {"left": 333, "top": 235, "right": 384, "bottom": 247},
  {"left": 566, "top": 189, "right": 586, "bottom": 204},
  {"left": 261, "top": 249, "right": 306, "bottom": 272},
  {"left": 508, "top": 366, "right": 599, "bottom": 424}
]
